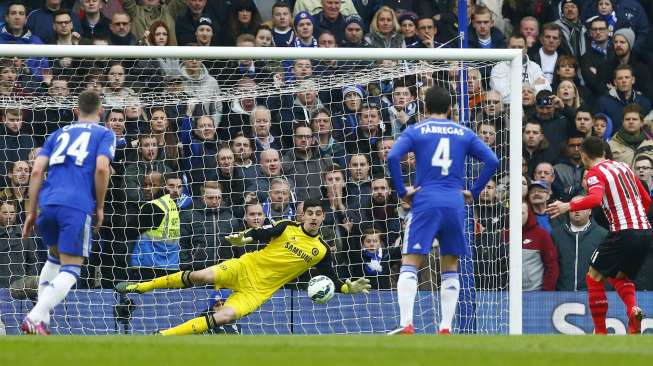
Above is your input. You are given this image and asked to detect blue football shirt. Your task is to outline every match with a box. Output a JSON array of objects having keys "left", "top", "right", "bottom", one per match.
[
  {"left": 387, "top": 118, "right": 499, "bottom": 209},
  {"left": 38, "top": 122, "right": 116, "bottom": 214}
]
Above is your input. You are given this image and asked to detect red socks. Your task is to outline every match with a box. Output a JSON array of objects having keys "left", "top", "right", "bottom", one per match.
[
  {"left": 586, "top": 273, "right": 608, "bottom": 334},
  {"left": 608, "top": 277, "right": 637, "bottom": 315}
]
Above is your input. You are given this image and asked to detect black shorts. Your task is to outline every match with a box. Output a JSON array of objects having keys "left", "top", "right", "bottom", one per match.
[{"left": 590, "top": 229, "right": 653, "bottom": 279}]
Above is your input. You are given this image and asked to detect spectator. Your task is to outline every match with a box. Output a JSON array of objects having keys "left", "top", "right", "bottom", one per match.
[
  {"left": 246, "top": 148, "right": 293, "bottom": 202},
  {"left": 360, "top": 177, "right": 401, "bottom": 245},
  {"left": 124, "top": 135, "right": 172, "bottom": 202},
  {"left": 593, "top": 113, "right": 611, "bottom": 140},
  {"left": 596, "top": 65, "right": 652, "bottom": 135},
  {"left": 249, "top": 105, "right": 282, "bottom": 161},
  {"left": 468, "top": 5, "right": 506, "bottom": 50},
  {"left": 133, "top": 21, "right": 181, "bottom": 93},
  {"left": 79, "top": 0, "right": 111, "bottom": 41},
  {"left": 220, "top": 77, "right": 258, "bottom": 141},
  {"left": 551, "top": 195, "right": 608, "bottom": 291},
  {"left": 224, "top": 0, "right": 261, "bottom": 46},
  {"left": 553, "top": 0, "right": 586, "bottom": 59},
  {"left": 365, "top": 6, "right": 404, "bottom": 48},
  {"left": 280, "top": 79, "right": 324, "bottom": 144},
  {"left": 573, "top": 106, "right": 594, "bottom": 138},
  {"left": 263, "top": 177, "right": 295, "bottom": 222},
  {"left": 180, "top": 181, "right": 240, "bottom": 270},
  {"left": 270, "top": 1, "right": 293, "bottom": 47},
  {"left": 608, "top": 103, "right": 653, "bottom": 166},
  {"left": 345, "top": 102, "right": 388, "bottom": 157},
  {"left": 522, "top": 83, "right": 537, "bottom": 120},
  {"left": 102, "top": 61, "right": 135, "bottom": 107},
  {"left": 283, "top": 123, "right": 333, "bottom": 202},
  {"left": 179, "top": 110, "right": 218, "bottom": 186},
  {"left": 231, "top": 133, "right": 257, "bottom": 184},
  {"left": 212, "top": 145, "right": 245, "bottom": 211},
  {"left": 491, "top": 33, "right": 549, "bottom": 105},
  {"left": 0, "top": 200, "right": 38, "bottom": 296},
  {"left": 294, "top": 0, "right": 359, "bottom": 17},
  {"left": 48, "top": 9, "right": 80, "bottom": 45},
  {"left": 581, "top": 17, "right": 611, "bottom": 96},
  {"left": 528, "top": 179, "right": 561, "bottom": 235},
  {"left": 29, "top": 76, "right": 74, "bottom": 144},
  {"left": 0, "top": 161, "right": 29, "bottom": 223},
  {"left": 340, "top": 15, "right": 369, "bottom": 48},
  {"left": 292, "top": 10, "right": 318, "bottom": 47},
  {"left": 581, "top": 0, "right": 649, "bottom": 50},
  {"left": 532, "top": 89, "right": 571, "bottom": 164},
  {"left": 384, "top": 79, "right": 416, "bottom": 137},
  {"left": 529, "top": 23, "right": 569, "bottom": 83},
  {"left": 122, "top": 0, "right": 185, "bottom": 45},
  {"left": 0, "top": 60, "right": 27, "bottom": 97},
  {"left": 0, "top": 2, "right": 48, "bottom": 83},
  {"left": 127, "top": 182, "right": 181, "bottom": 281},
  {"left": 635, "top": 155, "right": 653, "bottom": 196},
  {"left": 519, "top": 16, "right": 540, "bottom": 49},
  {"left": 533, "top": 162, "right": 556, "bottom": 191},
  {"left": 320, "top": 164, "right": 355, "bottom": 250},
  {"left": 552, "top": 55, "right": 593, "bottom": 105},
  {"left": 314, "top": 0, "right": 347, "bottom": 44},
  {"left": 218, "top": 34, "right": 274, "bottom": 87},
  {"left": 346, "top": 153, "right": 372, "bottom": 210},
  {"left": 0, "top": 108, "right": 34, "bottom": 178},
  {"left": 180, "top": 57, "right": 222, "bottom": 125},
  {"left": 26, "top": 0, "right": 82, "bottom": 43},
  {"left": 521, "top": 201, "right": 559, "bottom": 291},
  {"left": 108, "top": 11, "right": 137, "bottom": 45},
  {"left": 398, "top": 12, "right": 417, "bottom": 46},
  {"left": 175, "top": 0, "right": 220, "bottom": 46},
  {"left": 254, "top": 24, "right": 273, "bottom": 47},
  {"left": 194, "top": 17, "right": 214, "bottom": 47},
  {"left": 473, "top": 178, "right": 508, "bottom": 290},
  {"left": 346, "top": 227, "right": 401, "bottom": 290},
  {"left": 553, "top": 133, "right": 586, "bottom": 202},
  {"left": 556, "top": 80, "right": 582, "bottom": 110},
  {"left": 596, "top": 28, "right": 653, "bottom": 101},
  {"left": 336, "top": 85, "right": 363, "bottom": 140},
  {"left": 311, "top": 108, "right": 346, "bottom": 168}
]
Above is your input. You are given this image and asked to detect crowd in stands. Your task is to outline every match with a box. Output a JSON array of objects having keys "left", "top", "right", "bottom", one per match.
[{"left": 1, "top": 0, "right": 653, "bottom": 302}]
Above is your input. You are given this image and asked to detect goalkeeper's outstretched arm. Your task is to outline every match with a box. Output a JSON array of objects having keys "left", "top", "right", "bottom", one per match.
[
  {"left": 226, "top": 220, "right": 292, "bottom": 246},
  {"left": 314, "top": 239, "right": 371, "bottom": 294}
]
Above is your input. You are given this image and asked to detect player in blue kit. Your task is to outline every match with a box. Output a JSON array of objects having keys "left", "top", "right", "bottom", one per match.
[
  {"left": 386, "top": 86, "right": 499, "bottom": 334},
  {"left": 20, "top": 91, "right": 115, "bottom": 335}
]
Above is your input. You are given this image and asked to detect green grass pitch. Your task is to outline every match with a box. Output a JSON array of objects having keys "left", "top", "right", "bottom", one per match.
[{"left": 1, "top": 335, "right": 652, "bottom": 366}]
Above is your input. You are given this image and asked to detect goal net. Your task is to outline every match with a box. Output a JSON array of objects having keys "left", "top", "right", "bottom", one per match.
[{"left": 0, "top": 45, "right": 522, "bottom": 335}]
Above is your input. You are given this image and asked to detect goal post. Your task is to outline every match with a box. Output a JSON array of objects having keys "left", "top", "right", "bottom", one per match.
[{"left": 0, "top": 44, "right": 522, "bottom": 334}]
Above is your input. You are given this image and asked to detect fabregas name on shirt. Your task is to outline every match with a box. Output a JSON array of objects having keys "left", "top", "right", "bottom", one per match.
[{"left": 419, "top": 125, "right": 464, "bottom": 136}]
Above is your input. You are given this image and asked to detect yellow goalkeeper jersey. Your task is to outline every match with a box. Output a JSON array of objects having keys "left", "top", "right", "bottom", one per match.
[{"left": 240, "top": 220, "right": 344, "bottom": 291}]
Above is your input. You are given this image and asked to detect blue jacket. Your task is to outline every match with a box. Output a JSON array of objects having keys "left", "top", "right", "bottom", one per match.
[
  {"left": 595, "top": 89, "right": 652, "bottom": 135},
  {"left": 0, "top": 27, "right": 48, "bottom": 81},
  {"left": 26, "top": 7, "right": 81, "bottom": 43},
  {"left": 582, "top": 0, "right": 649, "bottom": 50}
]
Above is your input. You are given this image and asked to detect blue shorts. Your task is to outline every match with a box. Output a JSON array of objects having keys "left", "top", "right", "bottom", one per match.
[
  {"left": 402, "top": 207, "right": 469, "bottom": 257},
  {"left": 37, "top": 205, "right": 92, "bottom": 257}
]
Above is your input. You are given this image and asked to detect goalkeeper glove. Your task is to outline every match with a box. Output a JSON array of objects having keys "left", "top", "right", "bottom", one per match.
[
  {"left": 225, "top": 232, "right": 253, "bottom": 246},
  {"left": 345, "top": 278, "right": 371, "bottom": 294}
]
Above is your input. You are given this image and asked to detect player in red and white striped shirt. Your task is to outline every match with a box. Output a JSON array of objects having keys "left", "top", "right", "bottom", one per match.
[{"left": 547, "top": 136, "right": 652, "bottom": 334}]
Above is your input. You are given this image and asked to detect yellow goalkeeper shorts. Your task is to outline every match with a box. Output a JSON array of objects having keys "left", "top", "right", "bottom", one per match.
[{"left": 211, "top": 259, "right": 274, "bottom": 319}]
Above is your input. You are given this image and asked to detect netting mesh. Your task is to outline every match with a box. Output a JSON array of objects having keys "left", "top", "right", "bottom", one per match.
[{"left": 0, "top": 54, "right": 511, "bottom": 334}]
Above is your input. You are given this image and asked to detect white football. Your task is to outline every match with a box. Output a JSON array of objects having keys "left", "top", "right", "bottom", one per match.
[{"left": 307, "top": 275, "right": 335, "bottom": 304}]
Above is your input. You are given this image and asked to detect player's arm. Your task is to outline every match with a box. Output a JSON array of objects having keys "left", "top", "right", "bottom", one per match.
[
  {"left": 468, "top": 134, "right": 500, "bottom": 199},
  {"left": 22, "top": 155, "right": 49, "bottom": 239},
  {"left": 386, "top": 131, "right": 414, "bottom": 198},
  {"left": 225, "top": 220, "right": 292, "bottom": 246},
  {"left": 313, "top": 239, "right": 370, "bottom": 294},
  {"left": 547, "top": 173, "right": 605, "bottom": 218}
]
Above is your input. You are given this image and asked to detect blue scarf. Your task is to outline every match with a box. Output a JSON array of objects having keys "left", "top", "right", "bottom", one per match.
[
  {"left": 363, "top": 248, "right": 385, "bottom": 275},
  {"left": 293, "top": 35, "right": 318, "bottom": 48},
  {"left": 602, "top": 12, "right": 618, "bottom": 37},
  {"left": 262, "top": 199, "right": 295, "bottom": 222},
  {"left": 591, "top": 40, "right": 609, "bottom": 58}
]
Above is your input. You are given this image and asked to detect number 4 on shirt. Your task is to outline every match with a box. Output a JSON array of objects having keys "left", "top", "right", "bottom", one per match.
[
  {"left": 431, "top": 137, "right": 452, "bottom": 176},
  {"left": 50, "top": 132, "right": 91, "bottom": 166}
]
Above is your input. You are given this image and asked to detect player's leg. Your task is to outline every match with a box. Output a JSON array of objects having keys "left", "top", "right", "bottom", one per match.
[
  {"left": 389, "top": 210, "right": 437, "bottom": 335},
  {"left": 38, "top": 247, "right": 61, "bottom": 298},
  {"left": 436, "top": 207, "right": 468, "bottom": 333},
  {"left": 159, "top": 306, "right": 238, "bottom": 336},
  {"left": 438, "top": 255, "right": 460, "bottom": 333},
  {"left": 115, "top": 260, "right": 232, "bottom": 294},
  {"left": 33, "top": 210, "right": 61, "bottom": 298},
  {"left": 586, "top": 265, "right": 608, "bottom": 334}
]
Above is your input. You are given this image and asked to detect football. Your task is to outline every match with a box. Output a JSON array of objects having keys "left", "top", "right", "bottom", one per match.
[{"left": 307, "top": 275, "right": 335, "bottom": 304}]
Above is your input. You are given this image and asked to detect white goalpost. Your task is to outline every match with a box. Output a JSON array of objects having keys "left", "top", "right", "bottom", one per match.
[{"left": 0, "top": 45, "right": 522, "bottom": 335}]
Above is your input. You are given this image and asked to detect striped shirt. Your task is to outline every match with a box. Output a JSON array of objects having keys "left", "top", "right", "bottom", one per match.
[{"left": 571, "top": 160, "right": 651, "bottom": 232}]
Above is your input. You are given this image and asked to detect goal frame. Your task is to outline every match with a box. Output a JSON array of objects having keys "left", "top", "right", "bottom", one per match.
[{"left": 0, "top": 44, "right": 523, "bottom": 334}]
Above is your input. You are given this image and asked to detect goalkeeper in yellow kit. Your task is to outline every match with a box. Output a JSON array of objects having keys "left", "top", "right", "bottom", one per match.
[{"left": 115, "top": 199, "right": 371, "bottom": 335}]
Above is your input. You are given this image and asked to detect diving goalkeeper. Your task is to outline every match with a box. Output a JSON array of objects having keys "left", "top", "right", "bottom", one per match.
[{"left": 115, "top": 199, "right": 371, "bottom": 335}]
